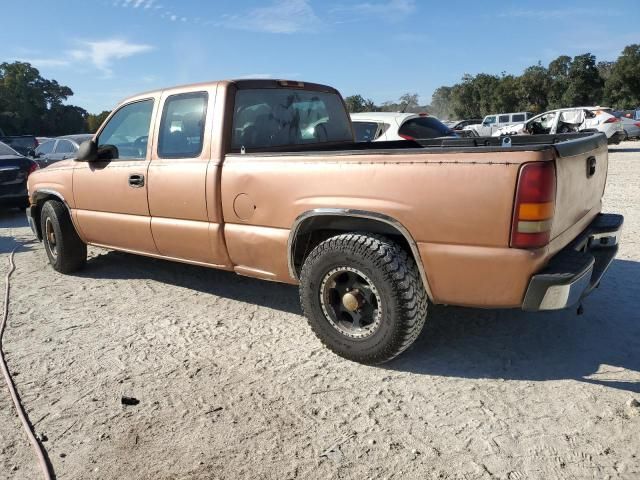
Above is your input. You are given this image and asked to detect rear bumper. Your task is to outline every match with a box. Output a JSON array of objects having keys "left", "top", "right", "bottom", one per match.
[
  {"left": 607, "top": 131, "right": 624, "bottom": 145},
  {"left": 522, "top": 213, "right": 623, "bottom": 311}
]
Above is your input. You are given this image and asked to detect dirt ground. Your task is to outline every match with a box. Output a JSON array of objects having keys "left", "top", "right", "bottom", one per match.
[{"left": 1, "top": 142, "right": 639, "bottom": 480}]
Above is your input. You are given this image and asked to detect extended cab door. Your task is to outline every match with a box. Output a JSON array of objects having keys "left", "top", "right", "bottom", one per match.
[
  {"left": 73, "top": 97, "right": 159, "bottom": 254},
  {"left": 147, "top": 85, "right": 231, "bottom": 267}
]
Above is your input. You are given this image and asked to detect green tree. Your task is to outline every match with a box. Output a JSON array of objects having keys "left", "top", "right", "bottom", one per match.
[
  {"left": 344, "top": 94, "right": 377, "bottom": 113},
  {"left": 604, "top": 44, "right": 640, "bottom": 109},
  {"left": 0, "top": 61, "right": 82, "bottom": 136},
  {"left": 547, "top": 55, "right": 571, "bottom": 109},
  {"left": 517, "top": 64, "right": 550, "bottom": 113},
  {"left": 86, "top": 110, "right": 111, "bottom": 133},
  {"left": 561, "top": 53, "right": 603, "bottom": 106}
]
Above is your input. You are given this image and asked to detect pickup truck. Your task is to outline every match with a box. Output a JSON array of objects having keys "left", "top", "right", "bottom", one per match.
[{"left": 26, "top": 79, "right": 623, "bottom": 364}]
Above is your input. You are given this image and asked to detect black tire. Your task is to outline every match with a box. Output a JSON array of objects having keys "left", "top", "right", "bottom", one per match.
[
  {"left": 40, "top": 200, "right": 87, "bottom": 273},
  {"left": 299, "top": 233, "right": 428, "bottom": 364}
]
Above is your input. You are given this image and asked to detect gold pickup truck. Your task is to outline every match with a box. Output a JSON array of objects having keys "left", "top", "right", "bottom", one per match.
[{"left": 26, "top": 79, "right": 623, "bottom": 364}]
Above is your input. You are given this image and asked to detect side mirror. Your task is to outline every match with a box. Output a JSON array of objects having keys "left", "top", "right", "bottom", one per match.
[{"left": 76, "top": 140, "right": 98, "bottom": 162}]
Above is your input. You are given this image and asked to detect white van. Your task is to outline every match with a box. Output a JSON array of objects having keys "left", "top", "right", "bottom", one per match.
[{"left": 464, "top": 112, "right": 534, "bottom": 137}]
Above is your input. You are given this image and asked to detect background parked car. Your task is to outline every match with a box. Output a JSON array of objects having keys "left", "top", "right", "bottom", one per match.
[
  {"left": 0, "top": 140, "right": 38, "bottom": 209},
  {"left": 448, "top": 118, "right": 482, "bottom": 131},
  {"left": 33, "top": 134, "right": 93, "bottom": 167},
  {"left": 493, "top": 107, "right": 624, "bottom": 144},
  {"left": 613, "top": 111, "right": 640, "bottom": 140},
  {"left": 463, "top": 112, "right": 533, "bottom": 137},
  {"left": 350, "top": 112, "right": 455, "bottom": 142},
  {"left": 0, "top": 134, "right": 38, "bottom": 157}
]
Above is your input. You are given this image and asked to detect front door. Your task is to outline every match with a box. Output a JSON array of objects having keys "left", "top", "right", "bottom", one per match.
[{"left": 73, "top": 97, "right": 159, "bottom": 254}]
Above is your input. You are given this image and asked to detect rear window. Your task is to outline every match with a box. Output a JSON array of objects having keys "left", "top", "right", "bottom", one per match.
[
  {"left": 231, "top": 88, "right": 353, "bottom": 150},
  {"left": 512, "top": 114, "right": 525, "bottom": 122},
  {"left": 353, "top": 121, "right": 380, "bottom": 142},
  {"left": 398, "top": 117, "right": 453, "bottom": 139}
]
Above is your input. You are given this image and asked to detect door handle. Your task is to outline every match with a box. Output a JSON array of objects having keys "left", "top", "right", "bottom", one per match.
[{"left": 128, "top": 173, "right": 145, "bottom": 187}]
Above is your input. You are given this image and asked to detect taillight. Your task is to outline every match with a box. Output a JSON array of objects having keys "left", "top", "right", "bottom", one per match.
[
  {"left": 604, "top": 117, "right": 619, "bottom": 123},
  {"left": 399, "top": 134, "right": 415, "bottom": 140},
  {"left": 635, "top": 122, "right": 640, "bottom": 128},
  {"left": 511, "top": 161, "right": 556, "bottom": 248},
  {"left": 27, "top": 162, "right": 39, "bottom": 176}
]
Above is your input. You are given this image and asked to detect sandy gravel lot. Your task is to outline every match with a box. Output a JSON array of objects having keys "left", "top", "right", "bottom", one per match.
[{"left": 1, "top": 142, "right": 639, "bottom": 480}]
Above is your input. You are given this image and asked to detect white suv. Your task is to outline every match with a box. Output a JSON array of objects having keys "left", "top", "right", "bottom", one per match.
[
  {"left": 350, "top": 112, "right": 454, "bottom": 142},
  {"left": 463, "top": 112, "right": 533, "bottom": 137},
  {"left": 493, "top": 107, "right": 624, "bottom": 144}
]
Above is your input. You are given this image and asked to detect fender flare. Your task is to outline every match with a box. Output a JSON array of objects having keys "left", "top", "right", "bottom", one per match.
[{"left": 287, "top": 208, "right": 433, "bottom": 300}]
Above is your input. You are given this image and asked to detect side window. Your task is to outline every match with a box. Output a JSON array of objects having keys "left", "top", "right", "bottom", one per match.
[
  {"left": 352, "top": 121, "right": 379, "bottom": 142},
  {"left": 36, "top": 140, "right": 55, "bottom": 155},
  {"left": 158, "top": 92, "right": 208, "bottom": 158},
  {"left": 97, "top": 99, "right": 154, "bottom": 160},
  {"left": 484, "top": 116, "right": 496, "bottom": 125},
  {"left": 512, "top": 114, "right": 525, "bottom": 122},
  {"left": 498, "top": 115, "right": 510, "bottom": 123},
  {"left": 55, "top": 140, "right": 74, "bottom": 154}
]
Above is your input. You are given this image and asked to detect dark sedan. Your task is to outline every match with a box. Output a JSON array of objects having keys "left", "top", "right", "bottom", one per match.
[
  {"left": 0, "top": 141, "right": 38, "bottom": 209},
  {"left": 33, "top": 134, "right": 93, "bottom": 167}
]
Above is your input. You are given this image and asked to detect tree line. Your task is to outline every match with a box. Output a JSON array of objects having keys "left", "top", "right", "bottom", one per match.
[
  {"left": 345, "top": 44, "right": 640, "bottom": 120},
  {"left": 0, "top": 62, "right": 110, "bottom": 136}
]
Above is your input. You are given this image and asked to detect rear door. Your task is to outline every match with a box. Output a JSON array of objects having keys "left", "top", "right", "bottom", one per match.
[
  {"left": 73, "top": 97, "right": 159, "bottom": 254},
  {"left": 147, "top": 86, "right": 230, "bottom": 267}
]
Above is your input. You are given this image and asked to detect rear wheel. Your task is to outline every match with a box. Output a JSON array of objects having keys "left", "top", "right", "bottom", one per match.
[
  {"left": 40, "top": 200, "right": 87, "bottom": 273},
  {"left": 299, "top": 233, "right": 428, "bottom": 364}
]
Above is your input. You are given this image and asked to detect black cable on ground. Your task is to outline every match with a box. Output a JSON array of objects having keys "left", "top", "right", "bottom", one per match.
[{"left": 1, "top": 246, "right": 55, "bottom": 479}]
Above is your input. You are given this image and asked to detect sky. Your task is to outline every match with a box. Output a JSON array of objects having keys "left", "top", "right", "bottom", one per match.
[{"left": 1, "top": 0, "right": 639, "bottom": 113}]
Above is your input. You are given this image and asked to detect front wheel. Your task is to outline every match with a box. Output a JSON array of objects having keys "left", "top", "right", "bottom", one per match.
[
  {"left": 299, "top": 233, "right": 428, "bottom": 364},
  {"left": 40, "top": 200, "right": 87, "bottom": 273}
]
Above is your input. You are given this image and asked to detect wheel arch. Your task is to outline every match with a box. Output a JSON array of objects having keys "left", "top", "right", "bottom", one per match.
[
  {"left": 29, "top": 189, "right": 72, "bottom": 241},
  {"left": 287, "top": 208, "right": 433, "bottom": 300}
]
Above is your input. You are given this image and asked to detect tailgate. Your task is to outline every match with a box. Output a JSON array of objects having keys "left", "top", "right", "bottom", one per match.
[{"left": 551, "top": 134, "right": 608, "bottom": 240}]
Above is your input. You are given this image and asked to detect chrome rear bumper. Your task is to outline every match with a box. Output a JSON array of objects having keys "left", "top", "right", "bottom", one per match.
[{"left": 522, "top": 213, "right": 623, "bottom": 311}]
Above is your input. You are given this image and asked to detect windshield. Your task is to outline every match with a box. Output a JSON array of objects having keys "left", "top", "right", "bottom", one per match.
[
  {"left": 0, "top": 141, "right": 20, "bottom": 156},
  {"left": 231, "top": 88, "right": 353, "bottom": 150}
]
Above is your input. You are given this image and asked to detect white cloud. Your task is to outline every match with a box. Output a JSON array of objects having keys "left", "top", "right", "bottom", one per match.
[
  {"left": 331, "top": 0, "right": 415, "bottom": 20},
  {"left": 223, "top": 0, "right": 321, "bottom": 34},
  {"left": 18, "top": 58, "right": 71, "bottom": 68},
  {"left": 497, "top": 8, "right": 621, "bottom": 19},
  {"left": 69, "top": 39, "right": 153, "bottom": 76}
]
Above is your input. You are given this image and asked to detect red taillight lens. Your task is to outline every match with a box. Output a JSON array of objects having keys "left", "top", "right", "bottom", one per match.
[
  {"left": 634, "top": 122, "right": 640, "bottom": 128},
  {"left": 399, "top": 134, "right": 415, "bottom": 140},
  {"left": 511, "top": 161, "right": 556, "bottom": 248},
  {"left": 27, "top": 162, "right": 38, "bottom": 176},
  {"left": 604, "top": 117, "right": 619, "bottom": 123}
]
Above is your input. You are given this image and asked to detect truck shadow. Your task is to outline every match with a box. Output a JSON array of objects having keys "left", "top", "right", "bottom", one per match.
[
  {"left": 80, "top": 250, "right": 302, "bottom": 315},
  {"left": 388, "top": 259, "right": 640, "bottom": 393}
]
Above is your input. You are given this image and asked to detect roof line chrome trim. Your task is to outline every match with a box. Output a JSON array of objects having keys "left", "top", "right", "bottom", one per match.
[{"left": 287, "top": 208, "right": 433, "bottom": 300}]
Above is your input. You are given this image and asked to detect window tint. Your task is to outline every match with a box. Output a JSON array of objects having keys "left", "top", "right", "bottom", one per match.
[
  {"left": 499, "top": 115, "right": 510, "bottom": 123},
  {"left": 231, "top": 88, "right": 353, "bottom": 150},
  {"left": 353, "top": 121, "right": 380, "bottom": 142},
  {"left": 398, "top": 117, "right": 453, "bottom": 139},
  {"left": 55, "top": 140, "right": 74, "bottom": 154},
  {"left": 484, "top": 116, "right": 496, "bottom": 124},
  {"left": 158, "top": 92, "right": 207, "bottom": 158},
  {"left": 511, "top": 114, "right": 525, "bottom": 122},
  {"left": 97, "top": 99, "right": 154, "bottom": 160},
  {"left": 36, "top": 140, "right": 55, "bottom": 155}
]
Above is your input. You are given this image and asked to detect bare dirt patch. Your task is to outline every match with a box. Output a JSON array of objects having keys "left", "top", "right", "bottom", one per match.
[{"left": 1, "top": 143, "right": 639, "bottom": 479}]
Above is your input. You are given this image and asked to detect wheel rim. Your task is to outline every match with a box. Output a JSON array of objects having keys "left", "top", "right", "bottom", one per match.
[
  {"left": 45, "top": 217, "right": 58, "bottom": 259},
  {"left": 320, "top": 267, "right": 382, "bottom": 339}
]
